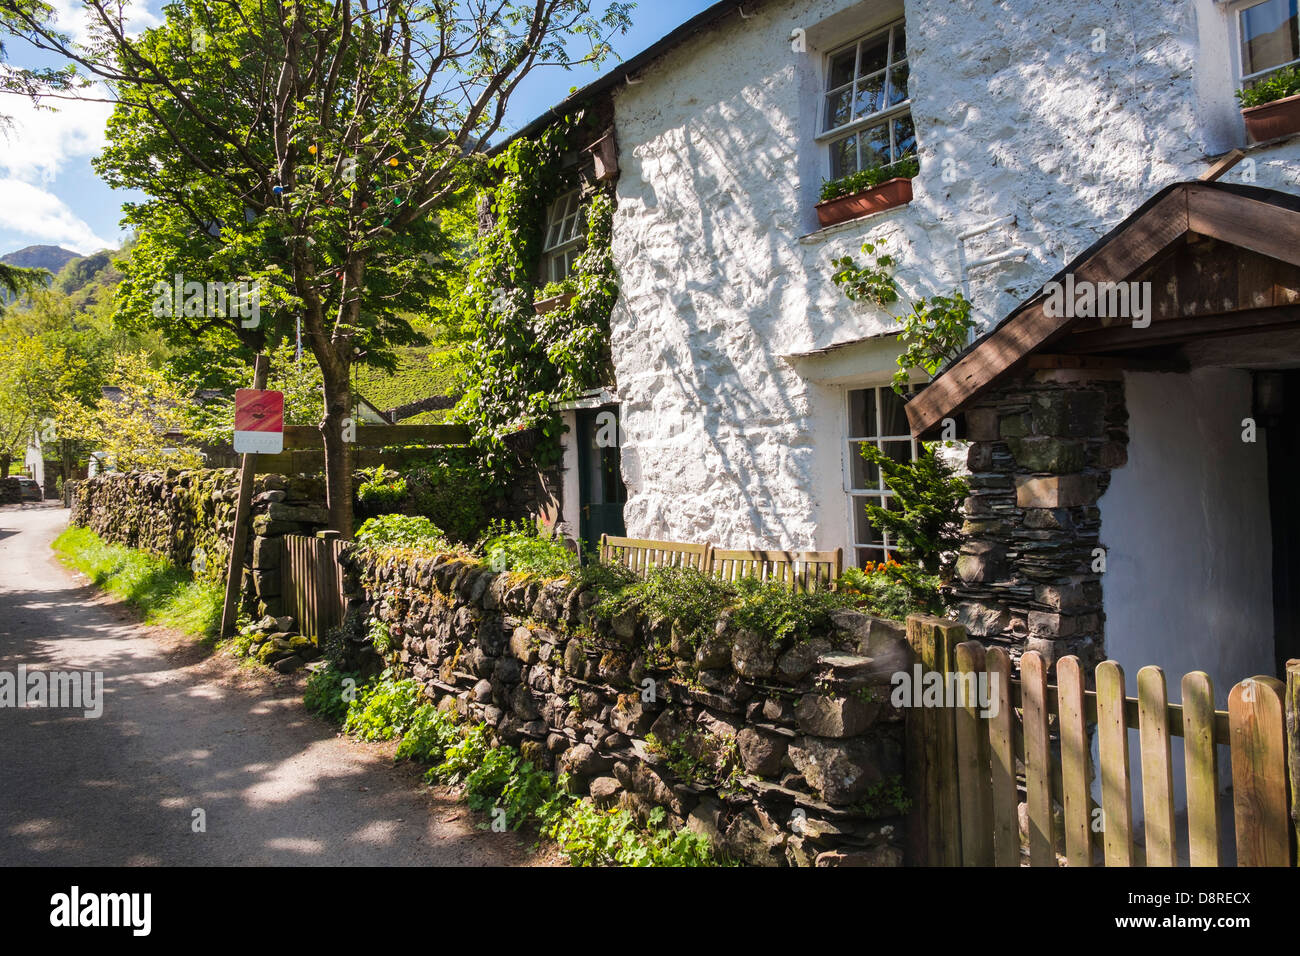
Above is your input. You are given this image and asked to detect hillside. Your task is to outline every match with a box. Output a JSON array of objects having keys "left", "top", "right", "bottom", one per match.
[{"left": 0, "top": 244, "right": 79, "bottom": 274}]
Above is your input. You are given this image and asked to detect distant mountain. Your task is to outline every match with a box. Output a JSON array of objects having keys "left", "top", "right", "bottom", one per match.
[{"left": 0, "top": 244, "right": 79, "bottom": 274}]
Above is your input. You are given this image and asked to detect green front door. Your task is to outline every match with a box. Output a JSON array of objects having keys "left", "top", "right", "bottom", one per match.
[{"left": 576, "top": 406, "right": 627, "bottom": 555}]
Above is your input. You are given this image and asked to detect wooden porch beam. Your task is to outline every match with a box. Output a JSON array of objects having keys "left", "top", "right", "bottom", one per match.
[
  {"left": 1187, "top": 183, "right": 1300, "bottom": 269},
  {"left": 1062, "top": 305, "right": 1300, "bottom": 353},
  {"left": 906, "top": 186, "right": 1190, "bottom": 435}
]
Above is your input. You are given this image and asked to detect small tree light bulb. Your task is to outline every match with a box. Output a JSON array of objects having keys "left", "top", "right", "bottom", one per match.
[
  {"left": 388, "top": 157, "right": 399, "bottom": 167},
  {"left": 308, "top": 144, "right": 318, "bottom": 155}
]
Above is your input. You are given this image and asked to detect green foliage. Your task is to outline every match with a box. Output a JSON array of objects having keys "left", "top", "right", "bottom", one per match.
[
  {"left": 404, "top": 456, "right": 494, "bottom": 543},
  {"left": 855, "top": 775, "right": 913, "bottom": 817},
  {"left": 393, "top": 703, "right": 461, "bottom": 763},
  {"left": 341, "top": 677, "right": 427, "bottom": 741},
  {"left": 457, "top": 119, "right": 619, "bottom": 478},
  {"left": 367, "top": 617, "right": 395, "bottom": 656},
  {"left": 304, "top": 664, "right": 360, "bottom": 724},
  {"left": 52, "top": 526, "right": 222, "bottom": 640},
  {"left": 730, "top": 577, "right": 857, "bottom": 647},
  {"left": 355, "top": 513, "right": 448, "bottom": 550},
  {"left": 353, "top": 345, "right": 464, "bottom": 423},
  {"left": 838, "top": 562, "right": 942, "bottom": 619},
  {"left": 356, "top": 465, "right": 408, "bottom": 513},
  {"left": 831, "top": 239, "right": 977, "bottom": 392},
  {"left": 857, "top": 443, "right": 968, "bottom": 574},
  {"left": 819, "top": 155, "right": 919, "bottom": 202},
  {"left": 481, "top": 519, "right": 578, "bottom": 577},
  {"left": 1237, "top": 64, "right": 1300, "bottom": 108},
  {"left": 595, "top": 566, "right": 733, "bottom": 650},
  {"left": 546, "top": 801, "right": 723, "bottom": 867}
]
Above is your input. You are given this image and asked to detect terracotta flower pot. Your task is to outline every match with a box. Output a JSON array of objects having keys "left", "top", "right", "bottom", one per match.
[
  {"left": 815, "top": 177, "right": 914, "bottom": 228},
  {"left": 1241, "top": 91, "right": 1300, "bottom": 143}
]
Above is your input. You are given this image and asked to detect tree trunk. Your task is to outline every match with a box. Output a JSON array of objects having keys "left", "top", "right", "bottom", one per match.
[
  {"left": 0, "top": 454, "right": 11, "bottom": 477},
  {"left": 320, "top": 361, "right": 355, "bottom": 538}
]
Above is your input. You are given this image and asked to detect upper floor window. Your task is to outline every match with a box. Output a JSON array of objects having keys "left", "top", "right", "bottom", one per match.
[
  {"left": 819, "top": 20, "right": 915, "bottom": 180},
  {"left": 542, "top": 188, "right": 587, "bottom": 284},
  {"left": 1238, "top": 0, "right": 1299, "bottom": 87}
]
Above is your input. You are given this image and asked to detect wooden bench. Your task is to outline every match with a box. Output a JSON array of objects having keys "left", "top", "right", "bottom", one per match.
[
  {"left": 598, "top": 535, "right": 712, "bottom": 574},
  {"left": 709, "top": 547, "right": 843, "bottom": 593}
]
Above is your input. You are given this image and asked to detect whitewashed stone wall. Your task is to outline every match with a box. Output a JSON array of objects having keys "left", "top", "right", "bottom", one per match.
[{"left": 605, "top": 0, "right": 1300, "bottom": 552}]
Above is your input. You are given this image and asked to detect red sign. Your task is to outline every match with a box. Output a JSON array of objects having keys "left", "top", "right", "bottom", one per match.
[{"left": 234, "top": 389, "right": 284, "bottom": 454}]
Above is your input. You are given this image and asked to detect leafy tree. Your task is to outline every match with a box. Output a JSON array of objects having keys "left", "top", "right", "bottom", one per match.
[
  {"left": 58, "top": 351, "right": 202, "bottom": 471},
  {"left": 5, "top": 0, "right": 632, "bottom": 534},
  {"left": 859, "top": 443, "right": 968, "bottom": 574}
]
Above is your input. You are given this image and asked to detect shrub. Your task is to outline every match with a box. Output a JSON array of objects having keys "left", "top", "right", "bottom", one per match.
[
  {"left": 394, "top": 703, "right": 461, "bottom": 763},
  {"left": 480, "top": 519, "right": 578, "bottom": 576},
  {"left": 594, "top": 566, "right": 733, "bottom": 649},
  {"left": 356, "top": 465, "right": 408, "bottom": 513},
  {"left": 545, "top": 801, "right": 722, "bottom": 867},
  {"left": 839, "top": 561, "right": 941, "bottom": 619},
  {"left": 342, "top": 677, "right": 427, "bottom": 740},
  {"left": 1237, "top": 65, "right": 1300, "bottom": 108},
  {"left": 354, "top": 513, "right": 449, "bottom": 549},
  {"left": 730, "top": 576, "right": 856, "bottom": 647},
  {"left": 303, "top": 664, "right": 360, "bottom": 724},
  {"left": 857, "top": 443, "right": 968, "bottom": 574},
  {"left": 406, "top": 458, "right": 494, "bottom": 543}
]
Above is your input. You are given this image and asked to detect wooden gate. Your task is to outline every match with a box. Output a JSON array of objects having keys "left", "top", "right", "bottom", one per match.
[
  {"left": 906, "top": 615, "right": 1299, "bottom": 867},
  {"left": 281, "top": 534, "right": 348, "bottom": 643}
]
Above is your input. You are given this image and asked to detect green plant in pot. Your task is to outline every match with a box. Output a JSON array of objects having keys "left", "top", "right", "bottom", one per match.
[
  {"left": 816, "top": 155, "right": 919, "bottom": 227},
  {"left": 1237, "top": 65, "right": 1300, "bottom": 142}
]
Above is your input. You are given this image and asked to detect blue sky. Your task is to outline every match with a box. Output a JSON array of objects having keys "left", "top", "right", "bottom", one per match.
[{"left": 0, "top": 0, "right": 714, "bottom": 257}]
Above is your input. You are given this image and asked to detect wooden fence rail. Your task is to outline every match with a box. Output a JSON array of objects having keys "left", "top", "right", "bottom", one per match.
[
  {"left": 281, "top": 534, "right": 348, "bottom": 643},
  {"left": 906, "top": 615, "right": 1298, "bottom": 867}
]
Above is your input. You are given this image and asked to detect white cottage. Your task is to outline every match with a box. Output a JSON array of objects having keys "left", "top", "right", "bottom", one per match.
[{"left": 510, "top": 0, "right": 1300, "bottom": 702}]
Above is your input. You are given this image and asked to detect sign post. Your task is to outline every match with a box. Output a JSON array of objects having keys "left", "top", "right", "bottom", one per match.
[{"left": 219, "top": 356, "right": 278, "bottom": 638}]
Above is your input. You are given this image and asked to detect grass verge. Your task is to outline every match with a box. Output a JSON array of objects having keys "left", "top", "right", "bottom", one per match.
[{"left": 52, "top": 526, "right": 224, "bottom": 642}]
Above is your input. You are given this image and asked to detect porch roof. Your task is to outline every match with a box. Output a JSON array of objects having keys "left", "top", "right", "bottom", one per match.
[{"left": 905, "top": 181, "right": 1300, "bottom": 437}]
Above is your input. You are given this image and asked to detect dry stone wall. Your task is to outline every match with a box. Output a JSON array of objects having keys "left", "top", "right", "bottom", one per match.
[
  {"left": 340, "top": 546, "right": 916, "bottom": 866},
  {"left": 69, "top": 470, "right": 329, "bottom": 621}
]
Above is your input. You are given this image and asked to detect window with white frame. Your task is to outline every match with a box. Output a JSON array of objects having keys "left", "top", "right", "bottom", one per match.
[
  {"left": 845, "top": 383, "right": 918, "bottom": 567},
  {"left": 542, "top": 188, "right": 587, "bottom": 284},
  {"left": 1236, "top": 0, "right": 1299, "bottom": 88},
  {"left": 819, "top": 20, "right": 915, "bottom": 180}
]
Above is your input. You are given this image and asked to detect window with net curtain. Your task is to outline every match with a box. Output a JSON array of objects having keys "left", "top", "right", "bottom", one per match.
[
  {"left": 820, "top": 19, "right": 915, "bottom": 180},
  {"left": 845, "top": 384, "right": 918, "bottom": 568},
  {"left": 1238, "top": 0, "right": 1300, "bottom": 87}
]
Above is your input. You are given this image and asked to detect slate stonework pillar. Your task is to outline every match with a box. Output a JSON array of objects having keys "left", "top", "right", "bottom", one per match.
[{"left": 951, "top": 368, "right": 1129, "bottom": 671}]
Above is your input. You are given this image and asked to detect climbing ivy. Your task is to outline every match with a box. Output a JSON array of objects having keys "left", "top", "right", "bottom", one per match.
[{"left": 456, "top": 115, "right": 618, "bottom": 479}]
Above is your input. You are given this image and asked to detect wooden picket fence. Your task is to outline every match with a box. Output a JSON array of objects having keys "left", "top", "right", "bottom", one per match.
[
  {"left": 281, "top": 534, "right": 348, "bottom": 642},
  {"left": 906, "top": 615, "right": 1300, "bottom": 867},
  {"left": 598, "top": 534, "right": 842, "bottom": 592}
]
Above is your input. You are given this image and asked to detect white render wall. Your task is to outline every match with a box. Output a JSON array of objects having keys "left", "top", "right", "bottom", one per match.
[{"left": 606, "top": 0, "right": 1300, "bottom": 553}]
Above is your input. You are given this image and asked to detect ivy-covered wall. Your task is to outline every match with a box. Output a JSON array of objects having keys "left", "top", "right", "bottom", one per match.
[{"left": 337, "top": 547, "right": 914, "bottom": 866}]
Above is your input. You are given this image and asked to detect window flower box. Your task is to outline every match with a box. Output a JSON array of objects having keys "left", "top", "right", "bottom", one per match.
[
  {"left": 1241, "top": 91, "right": 1300, "bottom": 143},
  {"left": 533, "top": 290, "right": 577, "bottom": 314},
  {"left": 815, "top": 176, "right": 913, "bottom": 228}
]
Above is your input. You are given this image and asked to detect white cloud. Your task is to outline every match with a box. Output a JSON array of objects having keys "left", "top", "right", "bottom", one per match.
[
  {"left": 0, "top": 91, "right": 112, "bottom": 184},
  {"left": 0, "top": 178, "right": 115, "bottom": 253},
  {"left": 46, "top": 0, "right": 162, "bottom": 45}
]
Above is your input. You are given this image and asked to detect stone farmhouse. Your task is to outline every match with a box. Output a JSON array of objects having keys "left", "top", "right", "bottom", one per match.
[{"left": 499, "top": 0, "right": 1300, "bottom": 715}]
